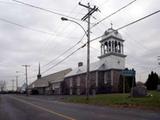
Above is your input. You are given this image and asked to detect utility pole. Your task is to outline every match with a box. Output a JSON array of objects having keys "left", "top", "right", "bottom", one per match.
[
  {"left": 11, "top": 79, "right": 15, "bottom": 92},
  {"left": 22, "top": 65, "right": 30, "bottom": 96},
  {"left": 16, "top": 71, "right": 19, "bottom": 92},
  {"left": 123, "top": 75, "right": 125, "bottom": 93},
  {"left": 158, "top": 56, "right": 160, "bottom": 65},
  {"left": 79, "top": 2, "right": 98, "bottom": 100},
  {"left": 158, "top": 56, "right": 160, "bottom": 77}
]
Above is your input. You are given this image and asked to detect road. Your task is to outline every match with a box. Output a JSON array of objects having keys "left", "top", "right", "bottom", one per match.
[{"left": 0, "top": 94, "right": 160, "bottom": 120}]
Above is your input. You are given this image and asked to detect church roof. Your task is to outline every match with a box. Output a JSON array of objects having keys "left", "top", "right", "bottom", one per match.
[
  {"left": 29, "top": 68, "right": 72, "bottom": 88},
  {"left": 101, "top": 28, "right": 123, "bottom": 41},
  {"left": 65, "top": 61, "right": 106, "bottom": 78}
]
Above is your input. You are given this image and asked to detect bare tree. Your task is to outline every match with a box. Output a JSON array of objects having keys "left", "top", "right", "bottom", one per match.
[{"left": 0, "top": 80, "right": 6, "bottom": 92}]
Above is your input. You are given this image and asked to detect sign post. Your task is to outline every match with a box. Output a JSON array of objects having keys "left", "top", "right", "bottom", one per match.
[{"left": 122, "top": 69, "right": 136, "bottom": 94}]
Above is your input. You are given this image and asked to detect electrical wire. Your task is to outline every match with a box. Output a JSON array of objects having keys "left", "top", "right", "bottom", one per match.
[
  {"left": 27, "top": 8, "right": 160, "bottom": 76},
  {"left": 0, "top": 17, "right": 55, "bottom": 35},
  {"left": 0, "top": 1, "right": 14, "bottom": 5},
  {"left": 9, "top": 1, "right": 159, "bottom": 76},
  {"left": 12, "top": 0, "right": 81, "bottom": 21},
  {"left": 0, "top": 17, "right": 79, "bottom": 40},
  {"left": 43, "top": 34, "right": 86, "bottom": 67},
  {"left": 90, "top": 9, "right": 160, "bottom": 43},
  {"left": 39, "top": 0, "right": 87, "bottom": 68},
  {"left": 42, "top": 44, "right": 86, "bottom": 74},
  {"left": 92, "top": 0, "right": 137, "bottom": 28},
  {"left": 41, "top": 2, "right": 160, "bottom": 74},
  {"left": 35, "top": 0, "right": 86, "bottom": 64}
]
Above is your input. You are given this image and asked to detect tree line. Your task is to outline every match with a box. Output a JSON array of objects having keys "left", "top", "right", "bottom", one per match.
[{"left": 145, "top": 71, "right": 160, "bottom": 90}]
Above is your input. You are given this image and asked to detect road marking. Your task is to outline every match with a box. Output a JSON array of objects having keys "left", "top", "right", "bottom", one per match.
[
  {"left": 9, "top": 96, "right": 76, "bottom": 120},
  {"left": 18, "top": 95, "right": 67, "bottom": 105}
]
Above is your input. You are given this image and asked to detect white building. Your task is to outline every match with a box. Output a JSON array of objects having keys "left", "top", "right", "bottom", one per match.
[{"left": 63, "top": 27, "right": 135, "bottom": 95}]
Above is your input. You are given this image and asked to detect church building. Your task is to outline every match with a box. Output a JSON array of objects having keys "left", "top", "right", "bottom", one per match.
[{"left": 62, "top": 27, "right": 135, "bottom": 95}]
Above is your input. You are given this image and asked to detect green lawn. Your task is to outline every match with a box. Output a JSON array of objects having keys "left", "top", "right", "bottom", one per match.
[{"left": 64, "top": 91, "right": 160, "bottom": 110}]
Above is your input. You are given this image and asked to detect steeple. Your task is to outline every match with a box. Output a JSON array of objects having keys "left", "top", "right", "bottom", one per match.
[
  {"left": 99, "top": 26, "right": 126, "bottom": 59},
  {"left": 37, "top": 63, "right": 41, "bottom": 79}
]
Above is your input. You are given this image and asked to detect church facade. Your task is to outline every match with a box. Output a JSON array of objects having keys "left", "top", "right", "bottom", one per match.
[
  {"left": 62, "top": 27, "right": 135, "bottom": 95},
  {"left": 29, "top": 27, "right": 135, "bottom": 95}
]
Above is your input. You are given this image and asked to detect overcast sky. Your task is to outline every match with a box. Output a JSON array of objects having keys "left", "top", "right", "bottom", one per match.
[{"left": 0, "top": 0, "right": 160, "bottom": 90}]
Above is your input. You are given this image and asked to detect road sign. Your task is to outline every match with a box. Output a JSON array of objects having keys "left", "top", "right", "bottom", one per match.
[{"left": 122, "top": 69, "right": 136, "bottom": 76}]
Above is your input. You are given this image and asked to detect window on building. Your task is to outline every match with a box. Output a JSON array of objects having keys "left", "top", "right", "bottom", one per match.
[
  {"left": 70, "top": 78, "right": 73, "bottom": 87},
  {"left": 77, "top": 88, "right": 80, "bottom": 95},
  {"left": 77, "top": 76, "right": 80, "bottom": 86},
  {"left": 104, "top": 72, "right": 107, "bottom": 84},
  {"left": 70, "top": 88, "right": 72, "bottom": 95}
]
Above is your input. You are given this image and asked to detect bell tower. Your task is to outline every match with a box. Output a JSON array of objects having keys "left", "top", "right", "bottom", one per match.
[{"left": 98, "top": 27, "right": 126, "bottom": 69}]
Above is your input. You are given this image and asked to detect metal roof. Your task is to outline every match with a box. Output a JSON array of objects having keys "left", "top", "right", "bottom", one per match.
[
  {"left": 65, "top": 61, "right": 106, "bottom": 77},
  {"left": 29, "top": 68, "right": 72, "bottom": 88}
]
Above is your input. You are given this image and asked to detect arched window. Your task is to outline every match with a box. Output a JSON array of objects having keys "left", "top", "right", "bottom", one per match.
[
  {"left": 109, "top": 41, "right": 111, "bottom": 52},
  {"left": 115, "top": 41, "right": 117, "bottom": 52},
  {"left": 118, "top": 42, "right": 121, "bottom": 53}
]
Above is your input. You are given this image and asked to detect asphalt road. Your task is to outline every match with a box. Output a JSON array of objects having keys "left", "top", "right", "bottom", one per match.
[{"left": 0, "top": 94, "right": 160, "bottom": 120}]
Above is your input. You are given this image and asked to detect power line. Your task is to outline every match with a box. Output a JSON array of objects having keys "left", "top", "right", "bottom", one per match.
[
  {"left": 90, "top": 9, "right": 160, "bottom": 43},
  {"left": 41, "top": 0, "right": 137, "bottom": 63},
  {"left": 92, "top": 0, "right": 137, "bottom": 28},
  {"left": 16, "top": 0, "right": 86, "bottom": 78},
  {"left": 35, "top": 0, "right": 86, "bottom": 64},
  {"left": 12, "top": 0, "right": 81, "bottom": 21},
  {"left": 43, "top": 34, "right": 86, "bottom": 68},
  {"left": 29, "top": 6, "right": 160, "bottom": 75},
  {"left": 42, "top": 44, "right": 86, "bottom": 74},
  {"left": 0, "top": 1, "right": 14, "bottom": 5},
  {"left": 5, "top": 0, "right": 130, "bottom": 73},
  {"left": 116, "top": 10, "right": 160, "bottom": 31},
  {"left": 26, "top": 2, "right": 160, "bottom": 76},
  {"left": 0, "top": 17, "right": 80, "bottom": 40},
  {"left": 124, "top": 32, "right": 150, "bottom": 51},
  {"left": 42, "top": 32, "right": 99, "bottom": 69},
  {"left": 0, "top": 17, "right": 54, "bottom": 34},
  {"left": 40, "top": 0, "right": 87, "bottom": 68}
]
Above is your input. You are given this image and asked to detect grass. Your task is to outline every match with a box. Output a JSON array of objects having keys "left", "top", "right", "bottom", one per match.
[{"left": 64, "top": 91, "right": 160, "bottom": 110}]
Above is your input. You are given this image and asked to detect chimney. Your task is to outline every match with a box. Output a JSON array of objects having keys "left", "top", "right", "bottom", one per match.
[{"left": 78, "top": 62, "right": 83, "bottom": 67}]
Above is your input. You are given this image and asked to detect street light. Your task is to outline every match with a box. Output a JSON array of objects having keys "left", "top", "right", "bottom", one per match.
[
  {"left": 61, "top": 17, "right": 90, "bottom": 99},
  {"left": 61, "top": 17, "right": 87, "bottom": 36},
  {"left": 16, "top": 71, "right": 19, "bottom": 92},
  {"left": 158, "top": 56, "right": 160, "bottom": 65}
]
